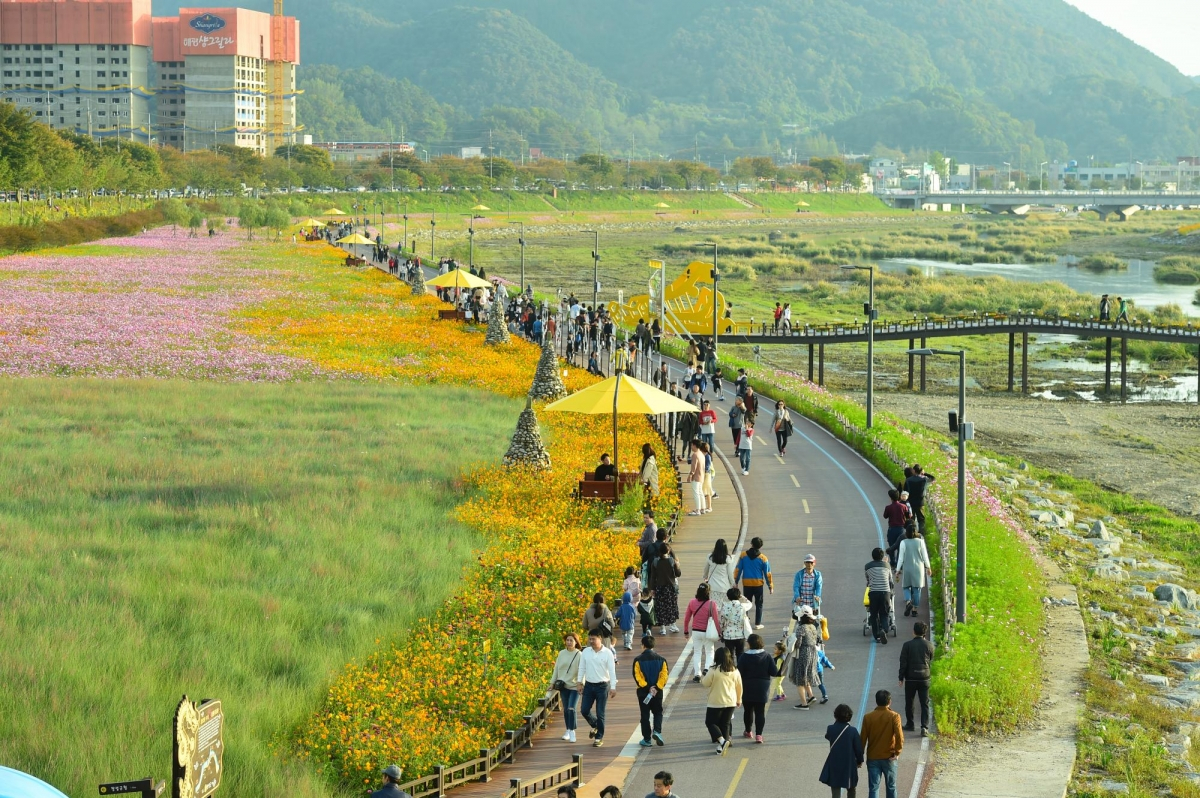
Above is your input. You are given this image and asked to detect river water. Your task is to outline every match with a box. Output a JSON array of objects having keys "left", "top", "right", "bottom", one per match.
[{"left": 876, "top": 257, "right": 1200, "bottom": 317}]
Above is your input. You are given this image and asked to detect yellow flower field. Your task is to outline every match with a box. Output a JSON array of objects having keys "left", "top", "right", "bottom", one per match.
[{"left": 244, "top": 244, "right": 680, "bottom": 787}]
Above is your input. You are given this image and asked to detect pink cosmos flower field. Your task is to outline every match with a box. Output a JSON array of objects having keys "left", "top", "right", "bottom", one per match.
[{"left": 0, "top": 229, "right": 317, "bottom": 380}]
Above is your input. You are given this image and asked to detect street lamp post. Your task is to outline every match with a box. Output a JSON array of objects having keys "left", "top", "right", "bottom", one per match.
[
  {"left": 402, "top": 198, "right": 409, "bottom": 252},
  {"left": 702, "top": 242, "right": 719, "bottom": 355},
  {"left": 509, "top": 221, "right": 526, "bottom": 291},
  {"left": 582, "top": 230, "right": 600, "bottom": 310},
  {"left": 1039, "top": 161, "right": 1049, "bottom": 191},
  {"left": 1002, "top": 162, "right": 1011, "bottom": 191},
  {"left": 842, "top": 264, "right": 875, "bottom": 428},
  {"left": 430, "top": 209, "right": 437, "bottom": 259},
  {"left": 906, "top": 347, "right": 969, "bottom": 625},
  {"left": 466, "top": 214, "right": 476, "bottom": 268}
]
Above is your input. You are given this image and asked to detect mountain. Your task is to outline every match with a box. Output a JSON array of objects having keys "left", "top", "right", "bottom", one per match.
[{"left": 152, "top": 0, "right": 1196, "bottom": 161}]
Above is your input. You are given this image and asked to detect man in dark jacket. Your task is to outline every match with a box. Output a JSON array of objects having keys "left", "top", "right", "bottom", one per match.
[
  {"left": 633, "top": 635, "right": 669, "bottom": 747},
  {"left": 898, "top": 622, "right": 935, "bottom": 735},
  {"left": 736, "top": 633, "right": 780, "bottom": 742},
  {"left": 371, "top": 765, "right": 413, "bottom": 798},
  {"left": 903, "top": 465, "right": 936, "bottom": 533}
]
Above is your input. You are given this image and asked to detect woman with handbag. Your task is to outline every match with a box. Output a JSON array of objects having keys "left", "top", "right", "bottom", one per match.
[
  {"left": 552, "top": 633, "right": 584, "bottom": 742},
  {"left": 773, "top": 400, "right": 793, "bottom": 456},
  {"left": 583, "top": 593, "right": 616, "bottom": 660},
  {"left": 790, "top": 606, "right": 821, "bottom": 709},
  {"left": 650, "top": 542, "right": 682, "bottom": 635},
  {"left": 819, "top": 704, "right": 864, "bottom": 798},
  {"left": 683, "top": 583, "right": 719, "bottom": 682}
]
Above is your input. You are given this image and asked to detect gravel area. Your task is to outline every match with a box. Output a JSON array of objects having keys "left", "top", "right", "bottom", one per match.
[{"left": 869, "top": 392, "right": 1200, "bottom": 520}]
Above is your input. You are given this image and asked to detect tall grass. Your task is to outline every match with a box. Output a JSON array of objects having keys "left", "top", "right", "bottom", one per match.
[{"left": 0, "top": 378, "right": 520, "bottom": 798}]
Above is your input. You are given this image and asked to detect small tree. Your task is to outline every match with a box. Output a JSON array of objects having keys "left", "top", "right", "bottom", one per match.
[{"left": 237, "top": 202, "right": 262, "bottom": 240}]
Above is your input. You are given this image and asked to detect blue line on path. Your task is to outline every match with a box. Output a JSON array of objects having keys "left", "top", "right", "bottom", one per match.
[{"left": 787, "top": 422, "right": 886, "bottom": 727}]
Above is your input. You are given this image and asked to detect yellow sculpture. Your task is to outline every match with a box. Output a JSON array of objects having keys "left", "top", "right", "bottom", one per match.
[{"left": 609, "top": 261, "right": 732, "bottom": 336}]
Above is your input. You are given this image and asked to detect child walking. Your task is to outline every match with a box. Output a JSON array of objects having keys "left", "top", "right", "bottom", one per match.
[
  {"left": 617, "top": 592, "right": 638, "bottom": 651},
  {"left": 623, "top": 565, "right": 641, "bottom": 606},
  {"left": 637, "top": 592, "right": 657, "bottom": 638},
  {"left": 770, "top": 640, "right": 788, "bottom": 702},
  {"left": 737, "top": 423, "right": 754, "bottom": 475},
  {"left": 815, "top": 643, "right": 836, "bottom": 704},
  {"left": 713, "top": 368, "right": 725, "bottom": 401}
]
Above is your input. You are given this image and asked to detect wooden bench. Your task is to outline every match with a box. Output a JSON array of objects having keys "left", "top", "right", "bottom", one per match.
[
  {"left": 345, "top": 255, "right": 365, "bottom": 267},
  {"left": 438, "top": 309, "right": 468, "bottom": 321}
]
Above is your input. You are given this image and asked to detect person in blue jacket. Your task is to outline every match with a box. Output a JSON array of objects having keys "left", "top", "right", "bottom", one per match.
[
  {"left": 793, "top": 554, "right": 824, "bottom": 613},
  {"left": 617, "top": 591, "right": 638, "bottom": 651}
]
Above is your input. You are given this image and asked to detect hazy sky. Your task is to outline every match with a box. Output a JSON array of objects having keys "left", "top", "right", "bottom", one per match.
[{"left": 1064, "top": 0, "right": 1200, "bottom": 75}]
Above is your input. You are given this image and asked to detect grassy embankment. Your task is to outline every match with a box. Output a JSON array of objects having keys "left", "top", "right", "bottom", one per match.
[{"left": 0, "top": 378, "right": 520, "bottom": 798}]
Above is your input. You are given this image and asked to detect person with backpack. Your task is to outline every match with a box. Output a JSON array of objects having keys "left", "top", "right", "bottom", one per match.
[
  {"left": 583, "top": 593, "right": 617, "bottom": 659},
  {"left": 865, "top": 548, "right": 895, "bottom": 645},
  {"left": 617, "top": 592, "right": 638, "bottom": 651},
  {"left": 633, "top": 635, "right": 669, "bottom": 747}
]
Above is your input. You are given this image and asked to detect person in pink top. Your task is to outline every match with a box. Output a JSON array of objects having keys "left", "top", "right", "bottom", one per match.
[{"left": 684, "top": 583, "right": 719, "bottom": 681}]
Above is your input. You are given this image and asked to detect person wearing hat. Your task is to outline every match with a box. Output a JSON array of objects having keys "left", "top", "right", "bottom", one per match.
[
  {"left": 372, "top": 765, "right": 412, "bottom": 798},
  {"left": 793, "top": 554, "right": 823, "bottom": 613},
  {"left": 883, "top": 489, "right": 910, "bottom": 566},
  {"left": 1099, "top": 294, "right": 1111, "bottom": 322}
]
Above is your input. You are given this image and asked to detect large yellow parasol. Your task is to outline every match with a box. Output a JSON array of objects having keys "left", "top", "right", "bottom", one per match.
[
  {"left": 298, "top": 218, "right": 325, "bottom": 227},
  {"left": 544, "top": 373, "right": 696, "bottom": 475},
  {"left": 470, "top": 204, "right": 491, "bottom": 211},
  {"left": 335, "top": 233, "right": 375, "bottom": 246},
  {"left": 323, "top": 207, "right": 347, "bottom": 216},
  {"left": 426, "top": 268, "right": 492, "bottom": 290}
]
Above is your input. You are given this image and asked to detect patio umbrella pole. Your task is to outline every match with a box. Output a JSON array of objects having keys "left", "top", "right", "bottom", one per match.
[{"left": 613, "top": 371, "right": 622, "bottom": 477}]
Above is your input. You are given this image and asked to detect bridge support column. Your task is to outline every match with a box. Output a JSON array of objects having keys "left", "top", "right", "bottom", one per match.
[
  {"left": 908, "top": 338, "right": 915, "bottom": 390},
  {"left": 1104, "top": 337, "right": 1113, "bottom": 396},
  {"left": 920, "top": 338, "right": 927, "bottom": 392},
  {"left": 1021, "top": 331, "right": 1029, "bottom": 394},
  {"left": 818, "top": 344, "right": 825, "bottom": 387},
  {"left": 808, "top": 343, "right": 814, "bottom": 383},
  {"left": 1007, "top": 333, "right": 1015, "bottom": 391},
  {"left": 1121, "top": 337, "right": 1128, "bottom": 403}
]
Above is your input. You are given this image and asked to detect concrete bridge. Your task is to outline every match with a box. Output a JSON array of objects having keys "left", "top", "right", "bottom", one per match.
[
  {"left": 720, "top": 313, "right": 1200, "bottom": 402},
  {"left": 880, "top": 190, "right": 1200, "bottom": 220}
]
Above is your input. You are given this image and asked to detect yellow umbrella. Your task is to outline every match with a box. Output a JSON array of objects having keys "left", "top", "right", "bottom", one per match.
[
  {"left": 471, "top": 204, "right": 491, "bottom": 211},
  {"left": 323, "top": 207, "right": 347, "bottom": 216},
  {"left": 297, "top": 218, "right": 325, "bottom": 227},
  {"left": 795, "top": 200, "right": 810, "bottom": 207},
  {"left": 335, "top": 233, "right": 375, "bottom": 245},
  {"left": 544, "top": 373, "right": 696, "bottom": 475},
  {"left": 654, "top": 202, "right": 670, "bottom": 208},
  {"left": 426, "top": 268, "right": 492, "bottom": 290}
]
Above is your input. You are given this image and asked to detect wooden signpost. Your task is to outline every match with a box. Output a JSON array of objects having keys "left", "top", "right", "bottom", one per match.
[{"left": 99, "top": 779, "right": 164, "bottom": 797}]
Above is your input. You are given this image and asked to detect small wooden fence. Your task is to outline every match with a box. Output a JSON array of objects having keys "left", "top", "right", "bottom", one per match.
[{"left": 500, "top": 755, "right": 584, "bottom": 798}]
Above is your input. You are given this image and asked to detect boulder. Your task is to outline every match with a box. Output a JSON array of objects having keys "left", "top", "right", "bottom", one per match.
[
  {"left": 1089, "top": 562, "right": 1128, "bottom": 581},
  {"left": 1097, "top": 781, "right": 1129, "bottom": 794},
  {"left": 1170, "top": 661, "right": 1200, "bottom": 680},
  {"left": 1139, "top": 673, "right": 1170, "bottom": 688},
  {"left": 1173, "top": 642, "right": 1200, "bottom": 661},
  {"left": 1166, "top": 687, "right": 1200, "bottom": 709},
  {"left": 1156, "top": 583, "right": 1198, "bottom": 610},
  {"left": 1090, "top": 520, "right": 1112, "bottom": 541}
]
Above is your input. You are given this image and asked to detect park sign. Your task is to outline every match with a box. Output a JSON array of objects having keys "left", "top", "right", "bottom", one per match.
[{"left": 172, "top": 697, "right": 224, "bottom": 798}]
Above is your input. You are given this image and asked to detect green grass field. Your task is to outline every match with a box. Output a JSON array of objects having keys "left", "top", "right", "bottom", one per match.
[
  {"left": 0, "top": 378, "right": 521, "bottom": 798},
  {"left": 737, "top": 191, "right": 894, "bottom": 215}
]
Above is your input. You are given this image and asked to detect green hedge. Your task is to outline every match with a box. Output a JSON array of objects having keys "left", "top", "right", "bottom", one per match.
[{"left": 0, "top": 207, "right": 165, "bottom": 253}]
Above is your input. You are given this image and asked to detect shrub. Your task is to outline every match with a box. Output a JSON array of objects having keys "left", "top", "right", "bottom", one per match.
[
  {"left": 1075, "top": 253, "right": 1127, "bottom": 272},
  {"left": 0, "top": 207, "right": 164, "bottom": 253},
  {"left": 1152, "top": 256, "right": 1200, "bottom": 285}
]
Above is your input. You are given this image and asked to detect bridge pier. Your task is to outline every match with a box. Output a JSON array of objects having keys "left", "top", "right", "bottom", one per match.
[
  {"left": 908, "top": 338, "right": 915, "bottom": 390},
  {"left": 1095, "top": 205, "right": 1141, "bottom": 222},
  {"left": 1007, "top": 333, "right": 1015, "bottom": 391},
  {"left": 1022, "top": 332, "right": 1029, "bottom": 394},
  {"left": 920, "top": 338, "right": 927, "bottom": 392},
  {"left": 1121, "top": 337, "right": 1128, "bottom": 403},
  {"left": 1104, "top": 337, "right": 1113, "bottom": 396},
  {"left": 982, "top": 204, "right": 1032, "bottom": 216},
  {"left": 808, "top": 343, "right": 814, "bottom": 383},
  {"left": 818, "top": 344, "right": 825, "bottom": 386}
]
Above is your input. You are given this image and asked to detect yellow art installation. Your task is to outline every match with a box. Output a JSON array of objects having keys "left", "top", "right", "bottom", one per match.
[{"left": 608, "top": 260, "right": 732, "bottom": 335}]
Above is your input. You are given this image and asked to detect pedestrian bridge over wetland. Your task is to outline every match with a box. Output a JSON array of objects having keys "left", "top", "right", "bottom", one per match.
[
  {"left": 880, "top": 189, "right": 1200, "bottom": 220},
  {"left": 721, "top": 313, "right": 1200, "bottom": 401}
]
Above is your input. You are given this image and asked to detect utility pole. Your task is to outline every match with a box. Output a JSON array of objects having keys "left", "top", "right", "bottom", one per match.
[
  {"left": 488, "top": 129, "right": 494, "bottom": 181},
  {"left": 703, "top": 242, "right": 719, "bottom": 355},
  {"left": 430, "top": 208, "right": 437, "bottom": 259},
  {"left": 582, "top": 230, "right": 600, "bottom": 309},
  {"left": 509, "top": 221, "right": 525, "bottom": 291}
]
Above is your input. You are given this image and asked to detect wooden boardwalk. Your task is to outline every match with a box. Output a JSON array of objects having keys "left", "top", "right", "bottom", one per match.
[{"left": 447, "top": 454, "right": 745, "bottom": 798}]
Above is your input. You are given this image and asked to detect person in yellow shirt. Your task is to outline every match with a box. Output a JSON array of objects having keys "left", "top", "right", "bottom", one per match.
[{"left": 701, "top": 647, "right": 743, "bottom": 756}]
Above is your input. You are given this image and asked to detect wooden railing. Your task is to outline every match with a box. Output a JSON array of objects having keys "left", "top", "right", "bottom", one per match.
[
  {"left": 395, "top": 691, "right": 563, "bottom": 798},
  {"left": 499, "top": 755, "right": 584, "bottom": 798}
]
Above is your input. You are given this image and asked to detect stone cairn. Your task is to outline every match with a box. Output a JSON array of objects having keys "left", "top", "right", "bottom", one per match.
[
  {"left": 486, "top": 288, "right": 511, "bottom": 345},
  {"left": 410, "top": 264, "right": 427, "bottom": 296},
  {"left": 528, "top": 336, "right": 568, "bottom": 401},
  {"left": 503, "top": 397, "right": 551, "bottom": 470}
]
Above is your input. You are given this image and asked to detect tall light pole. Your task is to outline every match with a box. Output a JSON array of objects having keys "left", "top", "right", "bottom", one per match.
[
  {"left": 582, "top": 230, "right": 600, "bottom": 310},
  {"left": 1002, "top": 162, "right": 1011, "bottom": 191},
  {"left": 430, "top": 208, "right": 437, "bottom": 259},
  {"left": 702, "top": 242, "right": 719, "bottom": 355},
  {"left": 509, "top": 221, "right": 526, "bottom": 291},
  {"left": 843, "top": 264, "right": 875, "bottom": 428},
  {"left": 402, "top": 198, "right": 409, "bottom": 252},
  {"left": 1039, "top": 161, "right": 1049, "bottom": 191},
  {"left": 465, "top": 214, "right": 475, "bottom": 268},
  {"left": 907, "top": 347, "right": 970, "bottom": 624}
]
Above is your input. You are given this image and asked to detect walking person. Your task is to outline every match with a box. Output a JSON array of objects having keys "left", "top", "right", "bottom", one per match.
[
  {"left": 617, "top": 592, "right": 637, "bottom": 651},
  {"left": 895, "top": 528, "right": 931, "bottom": 617},
  {"left": 552, "top": 633, "right": 583, "bottom": 742},
  {"left": 815, "top": 642, "right": 836, "bottom": 705},
  {"left": 583, "top": 593, "right": 616, "bottom": 659},
  {"left": 865, "top": 548, "right": 895, "bottom": 644},
  {"left": 737, "top": 421, "right": 754, "bottom": 475},
  {"left": 640, "top": 443, "right": 660, "bottom": 511},
  {"left": 770, "top": 640, "right": 789, "bottom": 702},
  {"left": 684, "top": 583, "right": 719, "bottom": 681},
  {"left": 737, "top": 633, "right": 779, "bottom": 743},
  {"left": 634, "top": 635, "right": 668, "bottom": 748},
  {"left": 717, "top": 587, "right": 752, "bottom": 660},
  {"left": 793, "top": 554, "right": 824, "bottom": 614},
  {"left": 702, "top": 539, "right": 736, "bottom": 599},
  {"left": 650, "top": 542, "right": 682, "bottom": 635},
  {"left": 860, "top": 690, "right": 904, "bottom": 798},
  {"left": 1099, "top": 294, "right": 1111, "bottom": 322},
  {"left": 701, "top": 647, "right": 743, "bottom": 756},
  {"left": 790, "top": 605, "right": 820, "bottom": 708},
  {"left": 782, "top": 302, "right": 792, "bottom": 333},
  {"left": 576, "top": 630, "right": 618, "bottom": 748},
  {"left": 686, "top": 441, "right": 705, "bottom": 516},
  {"left": 883, "top": 489, "right": 910, "bottom": 567},
  {"left": 1115, "top": 295, "right": 1129, "bottom": 324},
  {"left": 712, "top": 367, "right": 725, "bottom": 401},
  {"left": 700, "top": 441, "right": 715, "bottom": 513},
  {"left": 773, "top": 399, "right": 793, "bottom": 455},
  {"left": 734, "top": 537, "right": 773, "bottom": 629},
  {"left": 819, "top": 704, "right": 865, "bottom": 798},
  {"left": 903, "top": 465, "right": 935, "bottom": 534},
  {"left": 898, "top": 623, "right": 934, "bottom": 736},
  {"left": 728, "top": 397, "right": 746, "bottom": 447},
  {"left": 697, "top": 401, "right": 718, "bottom": 450},
  {"left": 773, "top": 302, "right": 783, "bottom": 333}
]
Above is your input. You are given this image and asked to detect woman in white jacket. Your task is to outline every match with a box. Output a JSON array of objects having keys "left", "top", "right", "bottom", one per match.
[
  {"left": 703, "top": 538, "right": 736, "bottom": 598},
  {"left": 895, "top": 527, "right": 932, "bottom": 617}
]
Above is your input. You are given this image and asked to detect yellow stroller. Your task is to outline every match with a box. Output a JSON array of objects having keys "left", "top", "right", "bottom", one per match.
[{"left": 862, "top": 586, "right": 897, "bottom": 639}]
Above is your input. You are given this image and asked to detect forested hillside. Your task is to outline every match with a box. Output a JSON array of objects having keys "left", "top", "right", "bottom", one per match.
[{"left": 153, "top": 0, "right": 1199, "bottom": 161}]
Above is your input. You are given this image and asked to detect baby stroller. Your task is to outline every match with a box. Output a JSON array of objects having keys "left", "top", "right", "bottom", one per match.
[{"left": 862, "top": 586, "right": 897, "bottom": 639}]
